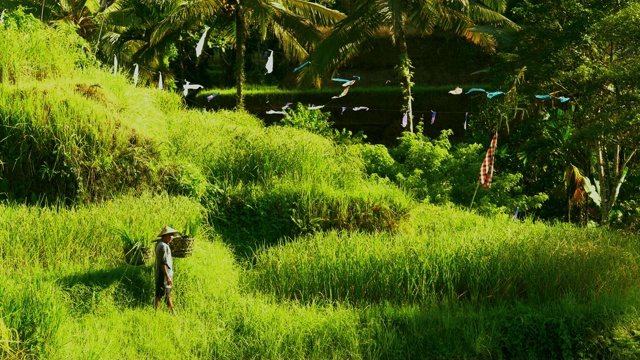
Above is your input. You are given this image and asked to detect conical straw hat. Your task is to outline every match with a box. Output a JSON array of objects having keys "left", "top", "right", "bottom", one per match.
[{"left": 158, "top": 225, "right": 179, "bottom": 237}]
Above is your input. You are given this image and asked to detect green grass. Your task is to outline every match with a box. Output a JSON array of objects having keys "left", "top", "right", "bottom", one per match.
[
  {"left": 3, "top": 17, "right": 640, "bottom": 359},
  {"left": 247, "top": 204, "right": 640, "bottom": 306},
  {"left": 3, "top": 199, "right": 640, "bottom": 359}
]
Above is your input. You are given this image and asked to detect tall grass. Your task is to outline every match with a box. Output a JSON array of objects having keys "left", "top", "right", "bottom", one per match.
[
  {"left": 0, "top": 9, "right": 90, "bottom": 85},
  {"left": 247, "top": 204, "right": 640, "bottom": 306},
  {"left": 4, "top": 18, "right": 640, "bottom": 359},
  {"left": 0, "top": 193, "right": 204, "bottom": 274}
]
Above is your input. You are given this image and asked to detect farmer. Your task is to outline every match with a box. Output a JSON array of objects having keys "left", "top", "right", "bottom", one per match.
[{"left": 154, "top": 225, "right": 178, "bottom": 315}]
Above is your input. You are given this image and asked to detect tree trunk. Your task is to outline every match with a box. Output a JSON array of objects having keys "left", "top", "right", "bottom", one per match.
[
  {"left": 595, "top": 140, "right": 636, "bottom": 224},
  {"left": 396, "top": 26, "right": 414, "bottom": 133},
  {"left": 235, "top": 5, "right": 247, "bottom": 110}
]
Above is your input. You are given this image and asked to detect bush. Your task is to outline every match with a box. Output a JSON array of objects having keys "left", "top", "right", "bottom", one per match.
[
  {"left": 278, "top": 103, "right": 366, "bottom": 144},
  {"left": 358, "top": 123, "right": 548, "bottom": 214}
]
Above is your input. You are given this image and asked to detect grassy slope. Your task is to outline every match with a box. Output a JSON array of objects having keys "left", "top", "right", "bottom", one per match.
[{"left": 2, "top": 16, "right": 640, "bottom": 360}]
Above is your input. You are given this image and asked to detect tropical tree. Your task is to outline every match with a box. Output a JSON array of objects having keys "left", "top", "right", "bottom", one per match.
[
  {"left": 96, "top": 0, "right": 184, "bottom": 87},
  {"left": 50, "top": 0, "right": 99, "bottom": 38},
  {"left": 501, "top": 0, "right": 640, "bottom": 224},
  {"left": 298, "top": 0, "right": 516, "bottom": 132},
  {"left": 150, "top": 0, "right": 345, "bottom": 108}
]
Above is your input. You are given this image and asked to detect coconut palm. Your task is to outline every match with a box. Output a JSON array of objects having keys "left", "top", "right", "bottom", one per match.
[
  {"left": 299, "top": 0, "right": 517, "bottom": 132},
  {"left": 96, "top": 0, "right": 184, "bottom": 87},
  {"left": 50, "top": 0, "right": 99, "bottom": 38},
  {"left": 148, "top": 0, "right": 345, "bottom": 108}
]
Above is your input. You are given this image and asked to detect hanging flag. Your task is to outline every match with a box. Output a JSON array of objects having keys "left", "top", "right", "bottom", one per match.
[
  {"left": 535, "top": 95, "right": 552, "bottom": 99},
  {"left": 401, "top": 111, "right": 408, "bottom": 128},
  {"left": 464, "top": 112, "right": 468, "bottom": 130},
  {"left": 332, "top": 86, "right": 350, "bottom": 99},
  {"left": 158, "top": 72, "right": 163, "bottom": 90},
  {"left": 266, "top": 110, "right": 286, "bottom": 115},
  {"left": 448, "top": 86, "right": 463, "bottom": 95},
  {"left": 486, "top": 91, "right": 505, "bottom": 99},
  {"left": 558, "top": 96, "right": 571, "bottom": 103},
  {"left": 1, "top": 9, "right": 6, "bottom": 23},
  {"left": 206, "top": 92, "right": 220, "bottom": 102},
  {"left": 466, "top": 88, "right": 487, "bottom": 94},
  {"left": 293, "top": 61, "right": 311, "bottom": 72},
  {"left": 513, "top": 207, "right": 519, "bottom": 221},
  {"left": 183, "top": 80, "right": 204, "bottom": 96},
  {"left": 341, "top": 106, "right": 347, "bottom": 115},
  {"left": 331, "top": 78, "right": 356, "bottom": 87},
  {"left": 431, "top": 111, "right": 436, "bottom": 125},
  {"left": 265, "top": 50, "right": 274, "bottom": 74},
  {"left": 352, "top": 107, "right": 369, "bottom": 111},
  {"left": 309, "top": 105, "right": 325, "bottom": 110},
  {"left": 479, "top": 132, "right": 498, "bottom": 189},
  {"left": 196, "top": 27, "right": 210, "bottom": 58},
  {"left": 133, "top": 63, "right": 139, "bottom": 87},
  {"left": 113, "top": 55, "right": 118, "bottom": 75},
  {"left": 282, "top": 102, "right": 292, "bottom": 110}
]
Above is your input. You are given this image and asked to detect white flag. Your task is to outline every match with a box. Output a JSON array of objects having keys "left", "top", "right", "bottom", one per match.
[
  {"left": 265, "top": 50, "right": 274, "bottom": 74},
  {"left": 133, "top": 63, "right": 139, "bottom": 87},
  {"left": 196, "top": 27, "right": 210, "bottom": 58}
]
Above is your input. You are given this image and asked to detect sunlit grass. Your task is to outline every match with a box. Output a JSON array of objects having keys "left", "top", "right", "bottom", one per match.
[
  {"left": 248, "top": 204, "right": 640, "bottom": 306},
  {"left": 3, "top": 18, "right": 640, "bottom": 360}
]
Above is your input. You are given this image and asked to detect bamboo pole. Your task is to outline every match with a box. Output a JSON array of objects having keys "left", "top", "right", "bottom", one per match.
[{"left": 469, "top": 182, "right": 480, "bottom": 212}]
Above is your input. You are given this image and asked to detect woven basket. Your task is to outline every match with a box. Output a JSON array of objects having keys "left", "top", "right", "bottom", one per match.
[
  {"left": 123, "top": 245, "right": 153, "bottom": 265},
  {"left": 170, "top": 236, "right": 194, "bottom": 258}
]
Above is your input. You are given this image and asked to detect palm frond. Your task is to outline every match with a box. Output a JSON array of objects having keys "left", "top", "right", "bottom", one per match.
[
  {"left": 278, "top": 0, "right": 346, "bottom": 27},
  {"left": 297, "top": 1, "right": 387, "bottom": 86}
]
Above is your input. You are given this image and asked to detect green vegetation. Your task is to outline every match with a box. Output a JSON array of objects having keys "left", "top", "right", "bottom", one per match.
[{"left": 2, "top": 6, "right": 640, "bottom": 360}]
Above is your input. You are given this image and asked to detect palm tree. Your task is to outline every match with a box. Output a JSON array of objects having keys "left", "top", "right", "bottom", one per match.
[
  {"left": 96, "top": 0, "right": 183, "bottom": 87},
  {"left": 50, "top": 0, "right": 98, "bottom": 38},
  {"left": 299, "top": 0, "right": 517, "bottom": 132},
  {"left": 150, "top": 0, "right": 345, "bottom": 108}
]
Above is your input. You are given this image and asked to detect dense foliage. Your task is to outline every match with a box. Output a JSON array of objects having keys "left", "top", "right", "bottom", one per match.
[{"left": 1, "top": 2, "right": 640, "bottom": 359}]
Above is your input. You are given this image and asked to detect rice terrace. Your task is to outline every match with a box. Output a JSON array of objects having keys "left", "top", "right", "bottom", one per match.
[{"left": 1, "top": 1, "right": 640, "bottom": 359}]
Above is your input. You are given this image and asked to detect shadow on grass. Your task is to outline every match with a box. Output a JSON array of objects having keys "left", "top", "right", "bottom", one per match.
[{"left": 58, "top": 263, "right": 154, "bottom": 314}]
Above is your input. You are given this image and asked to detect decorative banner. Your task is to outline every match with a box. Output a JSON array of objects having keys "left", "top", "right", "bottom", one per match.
[
  {"left": 265, "top": 50, "right": 274, "bottom": 74},
  {"left": 401, "top": 111, "right": 408, "bottom": 128},
  {"left": 486, "top": 91, "right": 505, "bottom": 99},
  {"left": 266, "top": 110, "right": 287, "bottom": 115},
  {"left": 464, "top": 112, "right": 468, "bottom": 130},
  {"left": 431, "top": 111, "right": 436, "bottom": 124},
  {"left": 196, "top": 27, "right": 209, "bottom": 58},
  {"left": 513, "top": 207, "right": 519, "bottom": 221},
  {"left": 113, "top": 55, "right": 118, "bottom": 75},
  {"left": 293, "top": 61, "right": 311, "bottom": 72},
  {"left": 465, "top": 88, "right": 486, "bottom": 94},
  {"left": 158, "top": 72, "right": 163, "bottom": 90},
  {"left": 479, "top": 132, "right": 498, "bottom": 189},
  {"left": 331, "top": 78, "right": 356, "bottom": 87},
  {"left": 341, "top": 106, "right": 347, "bottom": 115},
  {"left": 352, "top": 106, "right": 369, "bottom": 111},
  {"left": 332, "top": 86, "right": 350, "bottom": 99},
  {"left": 536, "top": 94, "right": 570, "bottom": 102},
  {"left": 448, "top": 86, "right": 463, "bottom": 95},
  {"left": 183, "top": 80, "right": 203, "bottom": 96},
  {"left": 1, "top": 9, "right": 6, "bottom": 24},
  {"left": 282, "top": 102, "right": 292, "bottom": 110},
  {"left": 309, "top": 105, "right": 325, "bottom": 110},
  {"left": 206, "top": 92, "right": 220, "bottom": 102},
  {"left": 133, "top": 63, "right": 139, "bottom": 87}
]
